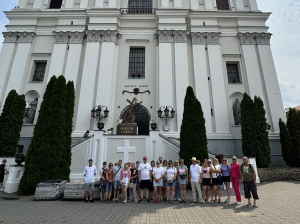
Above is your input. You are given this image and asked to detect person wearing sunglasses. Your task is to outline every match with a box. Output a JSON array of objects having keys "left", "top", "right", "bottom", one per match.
[
  {"left": 221, "top": 157, "right": 231, "bottom": 203},
  {"left": 162, "top": 160, "right": 168, "bottom": 202},
  {"left": 231, "top": 156, "right": 242, "bottom": 205},
  {"left": 210, "top": 158, "right": 222, "bottom": 203},
  {"left": 178, "top": 159, "right": 188, "bottom": 203},
  {"left": 165, "top": 160, "right": 177, "bottom": 204},
  {"left": 152, "top": 160, "right": 164, "bottom": 203}
]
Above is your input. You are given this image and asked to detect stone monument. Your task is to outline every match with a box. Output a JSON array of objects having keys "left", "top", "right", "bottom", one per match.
[{"left": 117, "top": 97, "right": 142, "bottom": 135}]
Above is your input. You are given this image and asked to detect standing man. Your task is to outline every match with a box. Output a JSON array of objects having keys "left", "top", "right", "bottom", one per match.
[
  {"left": 138, "top": 156, "right": 152, "bottom": 203},
  {"left": 83, "top": 159, "right": 97, "bottom": 203},
  {"left": 0, "top": 159, "right": 9, "bottom": 191},
  {"left": 113, "top": 160, "right": 123, "bottom": 202},
  {"left": 240, "top": 156, "right": 259, "bottom": 207},
  {"left": 189, "top": 157, "right": 203, "bottom": 203}
]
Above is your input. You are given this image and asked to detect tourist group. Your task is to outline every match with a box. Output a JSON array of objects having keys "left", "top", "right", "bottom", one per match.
[{"left": 83, "top": 156, "right": 259, "bottom": 207}]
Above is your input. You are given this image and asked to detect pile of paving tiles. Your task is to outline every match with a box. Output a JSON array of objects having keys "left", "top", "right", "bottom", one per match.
[
  {"left": 34, "top": 180, "right": 68, "bottom": 200},
  {"left": 63, "top": 180, "right": 100, "bottom": 200}
]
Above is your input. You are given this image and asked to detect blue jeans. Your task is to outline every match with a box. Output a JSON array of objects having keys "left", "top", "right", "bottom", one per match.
[
  {"left": 174, "top": 181, "right": 181, "bottom": 200},
  {"left": 106, "top": 182, "right": 113, "bottom": 192}
]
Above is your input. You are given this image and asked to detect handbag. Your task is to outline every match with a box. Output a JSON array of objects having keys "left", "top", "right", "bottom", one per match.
[
  {"left": 213, "top": 165, "right": 222, "bottom": 180},
  {"left": 179, "top": 174, "right": 186, "bottom": 179},
  {"left": 119, "top": 179, "right": 124, "bottom": 185},
  {"left": 128, "top": 182, "right": 134, "bottom": 189}
]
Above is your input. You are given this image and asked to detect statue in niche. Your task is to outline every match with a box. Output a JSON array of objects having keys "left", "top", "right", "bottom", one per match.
[
  {"left": 233, "top": 98, "right": 241, "bottom": 125},
  {"left": 24, "top": 97, "right": 38, "bottom": 124},
  {"left": 121, "top": 97, "right": 142, "bottom": 123}
]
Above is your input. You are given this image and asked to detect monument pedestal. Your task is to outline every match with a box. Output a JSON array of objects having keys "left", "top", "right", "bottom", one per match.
[
  {"left": 117, "top": 123, "right": 138, "bottom": 135},
  {"left": 4, "top": 165, "right": 25, "bottom": 193}
]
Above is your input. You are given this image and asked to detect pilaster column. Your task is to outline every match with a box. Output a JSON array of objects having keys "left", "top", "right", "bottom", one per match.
[
  {"left": 161, "top": 0, "right": 169, "bottom": 7},
  {"left": 256, "top": 33, "right": 285, "bottom": 131},
  {"left": 95, "top": 30, "right": 120, "bottom": 129},
  {"left": 64, "top": 32, "right": 85, "bottom": 86},
  {"left": 109, "top": 0, "right": 118, "bottom": 7},
  {"left": 18, "top": 0, "right": 28, "bottom": 8},
  {"left": 191, "top": 32, "right": 212, "bottom": 132},
  {"left": 0, "top": 32, "right": 18, "bottom": 110},
  {"left": 79, "top": 0, "right": 89, "bottom": 8},
  {"left": 4, "top": 32, "right": 35, "bottom": 100},
  {"left": 191, "top": 0, "right": 199, "bottom": 10},
  {"left": 95, "top": 0, "right": 104, "bottom": 7},
  {"left": 156, "top": 30, "right": 175, "bottom": 131},
  {"left": 174, "top": 0, "right": 182, "bottom": 8},
  {"left": 65, "top": 0, "right": 75, "bottom": 8},
  {"left": 205, "top": 0, "right": 214, "bottom": 10},
  {"left": 33, "top": 0, "right": 44, "bottom": 8},
  {"left": 235, "top": 0, "right": 245, "bottom": 11},
  {"left": 206, "top": 32, "right": 230, "bottom": 133},
  {"left": 238, "top": 32, "right": 264, "bottom": 99},
  {"left": 173, "top": 30, "right": 189, "bottom": 130},
  {"left": 249, "top": 0, "right": 259, "bottom": 11},
  {"left": 46, "top": 32, "right": 69, "bottom": 83},
  {"left": 75, "top": 30, "right": 101, "bottom": 132}
]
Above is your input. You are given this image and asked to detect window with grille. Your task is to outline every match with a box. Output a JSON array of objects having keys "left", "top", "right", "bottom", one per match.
[
  {"left": 49, "top": 0, "right": 62, "bottom": 9},
  {"left": 216, "top": 0, "right": 230, "bottom": 10},
  {"left": 32, "top": 62, "right": 47, "bottom": 82},
  {"left": 128, "top": 48, "right": 145, "bottom": 79},
  {"left": 128, "top": 0, "right": 153, "bottom": 14},
  {"left": 226, "top": 63, "right": 241, "bottom": 83}
]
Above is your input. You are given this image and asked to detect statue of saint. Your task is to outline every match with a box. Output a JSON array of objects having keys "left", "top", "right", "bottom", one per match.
[
  {"left": 25, "top": 97, "right": 38, "bottom": 124},
  {"left": 233, "top": 98, "right": 241, "bottom": 125},
  {"left": 122, "top": 98, "right": 142, "bottom": 123}
]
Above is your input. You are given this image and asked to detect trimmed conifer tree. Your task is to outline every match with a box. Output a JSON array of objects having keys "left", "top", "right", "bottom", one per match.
[
  {"left": 253, "top": 96, "right": 271, "bottom": 168},
  {"left": 180, "top": 86, "right": 208, "bottom": 168},
  {"left": 286, "top": 108, "right": 300, "bottom": 167},
  {"left": 240, "top": 93, "right": 255, "bottom": 157},
  {"left": 0, "top": 90, "right": 26, "bottom": 156},
  {"left": 279, "top": 118, "right": 292, "bottom": 166}
]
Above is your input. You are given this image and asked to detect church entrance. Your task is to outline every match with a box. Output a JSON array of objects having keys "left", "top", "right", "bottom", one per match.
[{"left": 119, "top": 105, "right": 151, "bottom": 135}]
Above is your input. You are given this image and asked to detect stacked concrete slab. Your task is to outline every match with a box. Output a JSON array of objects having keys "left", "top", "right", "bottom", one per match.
[
  {"left": 34, "top": 180, "right": 68, "bottom": 200},
  {"left": 63, "top": 180, "right": 100, "bottom": 199}
]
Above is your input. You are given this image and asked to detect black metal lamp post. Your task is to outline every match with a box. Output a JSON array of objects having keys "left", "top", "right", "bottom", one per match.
[
  {"left": 91, "top": 105, "right": 109, "bottom": 130},
  {"left": 157, "top": 106, "right": 175, "bottom": 131}
]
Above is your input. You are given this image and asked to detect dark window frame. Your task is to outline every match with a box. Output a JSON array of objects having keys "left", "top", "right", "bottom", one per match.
[
  {"left": 128, "top": 47, "right": 145, "bottom": 79},
  {"left": 216, "top": 0, "right": 230, "bottom": 10},
  {"left": 128, "top": 0, "right": 153, "bottom": 14},
  {"left": 49, "top": 0, "right": 62, "bottom": 9},
  {"left": 226, "top": 63, "right": 241, "bottom": 84},
  {"left": 32, "top": 61, "right": 47, "bottom": 82}
]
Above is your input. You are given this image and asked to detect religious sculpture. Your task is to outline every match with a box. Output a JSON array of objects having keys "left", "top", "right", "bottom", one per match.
[
  {"left": 121, "top": 97, "right": 142, "bottom": 123},
  {"left": 24, "top": 97, "right": 38, "bottom": 124},
  {"left": 233, "top": 98, "right": 241, "bottom": 125}
]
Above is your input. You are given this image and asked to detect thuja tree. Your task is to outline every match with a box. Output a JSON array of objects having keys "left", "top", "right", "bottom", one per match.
[
  {"left": 279, "top": 118, "right": 292, "bottom": 166},
  {"left": 240, "top": 93, "right": 255, "bottom": 157},
  {"left": 0, "top": 90, "right": 26, "bottom": 156},
  {"left": 253, "top": 96, "right": 271, "bottom": 168},
  {"left": 180, "top": 86, "right": 208, "bottom": 168}
]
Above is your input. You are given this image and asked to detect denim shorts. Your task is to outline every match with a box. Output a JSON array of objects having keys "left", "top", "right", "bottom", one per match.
[
  {"left": 106, "top": 182, "right": 113, "bottom": 192},
  {"left": 153, "top": 179, "right": 163, "bottom": 187},
  {"left": 166, "top": 180, "right": 177, "bottom": 187},
  {"left": 178, "top": 177, "right": 187, "bottom": 185},
  {"left": 114, "top": 180, "right": 121, "bottom": 190}
]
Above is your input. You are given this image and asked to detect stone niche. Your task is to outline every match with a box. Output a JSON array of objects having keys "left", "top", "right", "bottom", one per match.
[
  {"left": 117, "top": 123, "right": 138, "bottom": 135},
  {"left": 24, "top": 90, "right": 39, "bottom": 124}
]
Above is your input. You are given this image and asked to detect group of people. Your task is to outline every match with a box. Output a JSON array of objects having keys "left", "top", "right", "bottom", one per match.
[{"left": 83, "top": 156, "right": 259, "bottom": 207}]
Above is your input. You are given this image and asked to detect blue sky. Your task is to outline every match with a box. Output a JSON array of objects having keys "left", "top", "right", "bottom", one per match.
[{"left": 0, "top": 0, "right": 299, "bottom": 108}]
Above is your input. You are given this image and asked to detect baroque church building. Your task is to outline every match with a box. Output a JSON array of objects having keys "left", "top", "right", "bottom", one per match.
[{"left": 0, "top": 0, "right": 286, "bottom": 177}]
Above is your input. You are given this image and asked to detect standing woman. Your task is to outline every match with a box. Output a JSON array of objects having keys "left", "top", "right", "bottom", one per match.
[
  {"left": 152, "top": 160, "right": 164, "bottom": 203},
  {"left": 221, "top": 157, "right": 231, "bottom": 203},
  {"left": 177, "top": 159, "right": 188, "bottom": 203},
  {"left": 210, "top": 158, "right": 222, "bottom": 203},
  {"left": 149, "top": 160, "right": 155, "bottom": 200},
  {"left": 105, "top": 163, "right": 114, "bottom": 203},
  {"left": 201, "top": 161, "right": 211, "bottom": 202},
  {"left": 165, "top": 160, "right": 177, "bottom": 204},
  {"left": 120, "top": 163, "right": 131, "bottom": 203},
  {"left": 162, "top": 160, "right": 168, "bottom": 201},
  {"left": 231, "top": 156, "right": 242, "bottom": 204},
  {"left": 99, "top": 162, "right": 107, "bottom": 202}
]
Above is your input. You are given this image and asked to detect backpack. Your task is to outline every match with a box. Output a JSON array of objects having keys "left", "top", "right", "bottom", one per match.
[{"left": 241, "top": 164, "right": 253, "bottom": 173}]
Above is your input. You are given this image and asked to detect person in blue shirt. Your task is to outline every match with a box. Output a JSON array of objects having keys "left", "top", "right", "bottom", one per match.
[{"left": 221, "top": 157, "right": 231, "bottom": 203}]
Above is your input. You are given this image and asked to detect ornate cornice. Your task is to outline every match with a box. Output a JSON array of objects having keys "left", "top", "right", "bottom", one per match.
[
  {"left": 3, "top": 32, "right": 18, "bottom": 43},
  {"left": 18, "top": 32, "right": 35, "bottom": 43},
  {"left": 206, "top": 32, "right": 221, "bottom": 45},
  {"left": 156, "top": 30, "right": 173, "bottom": 43},
  {"left": 101, "top": 30, "right": 121, "bottom": 44},
  {"left": 69, "top": 31, "right": 85, "bottom": 44},
  {"left": 238, "top": 32, "right": 256, "bottom": 45},
  {"left": 173, "top": 30, "right": 189, "bottom": 43},
  {"left": 191, "top": 32, "right": 206, "bottom": 45},
  {"left": 256, "top": 32, "right": 271, "bottom": 45},
  {"left": 53, "top": 31, "right": 69, "bottom": 44},
  {"left": 86, "top": 30, "right": 101, "bottom": 42}
]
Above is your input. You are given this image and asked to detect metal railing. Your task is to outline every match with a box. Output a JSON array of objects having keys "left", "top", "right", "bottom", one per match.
[{"left": 121, "top": 8, "right": 155, "bottom": 14}]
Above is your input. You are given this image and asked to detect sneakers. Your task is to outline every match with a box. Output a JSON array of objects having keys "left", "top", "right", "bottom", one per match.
[
  {"left": 84, "top": 199, "right": 88, "bottom": 204},
  {"left": 199, "top": 200, "right": 204, "bottom": 204},
  {"left": 225, "top": 198, "right": 231, "bottom": 204},
  {"left": 236, "top": 201, "right": 242, "bottom": 205},
  {"left": 146, "top": 199, "right": 150, "bottom": 203},
  {"left": 0, "top": 187, "right": 4, "bottom": 192},
  {"left": 89, "top": 199, "right": 94, "bottom": 203},
  {"left": 139, "top": 199, "right": 143, "bottom": 203},
  {"left": 135, "top": 199, "right": 138, "bottom": 203}
]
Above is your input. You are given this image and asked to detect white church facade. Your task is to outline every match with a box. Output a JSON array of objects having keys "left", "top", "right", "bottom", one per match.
[{"left": 0, "top": 0, "right": 286, "bottom": 175}]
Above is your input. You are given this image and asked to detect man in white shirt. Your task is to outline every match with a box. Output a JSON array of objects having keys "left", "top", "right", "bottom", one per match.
[
  {"left": 138, "top": 156, "right": 152, "bottom": 203},
  {"left": 83, "top": 159, "right": 98, "bottom": 203},
  {"left": 189, "top": 157, "right": 203, "bottom": 203}
]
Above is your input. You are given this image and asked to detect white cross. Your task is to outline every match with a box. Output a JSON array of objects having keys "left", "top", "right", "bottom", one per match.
[{"left": 117, "top": 140, "right": 136, "bottom": 163}]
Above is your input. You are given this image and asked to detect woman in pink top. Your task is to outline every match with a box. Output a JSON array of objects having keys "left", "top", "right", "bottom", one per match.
[
  {"left": 201, "top": 161, "right": 212, "bottom": 202},
  {"left": 120, "top": 164, "right": 131, "bottom": 203},
  {"left": 231, "top": 156, "right": 242, "bottom": 204}
]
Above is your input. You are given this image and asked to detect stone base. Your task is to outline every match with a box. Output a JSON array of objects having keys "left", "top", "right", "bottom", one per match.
[
  {"left": 4, "top": 165, "right": 25, "bottom": 194},
  {"left": 117, "top": 123, "right": 138, "bottom": 135}
]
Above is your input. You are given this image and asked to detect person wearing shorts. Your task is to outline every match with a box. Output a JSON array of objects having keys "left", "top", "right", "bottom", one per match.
[
  {"left": 162, "top": 160, "right": 168, "bottom": 201},
  {"left": 165, "top": 160, "right": 177, "bottom": 204},
  {"left": 221, "top": 157, "right": 231, "bottom": 204},
  {"left": 0, "top": 159, "right": 9, "bottom": 191},
  {"left": 152, "top": 160, "right": 164, "bottom": 203},
  {"left": 210, "top": 158, "right": 222, "bottom": 203},
  {"left": 201, "top": 161, "right": 211, "bottom": 202},
  {"left": 177, "top": 159, "right": 188, "bottom": 203},
  {"left": 135, "top": 161, "right": 140, "bottom": 199},
  {"left": 105, "top": 163, "right": 114, "bottom": 202},
  {"left": 83, "top": 159, "right": 97, "bottom": 203},
  {"left": 113, "top": 160, "right": 123, "bottom": 202},
  {"left": 120, "top": 163, "right": 131, "bottom": 203},
  {"left": 138, "top": 156, "right": 152, "bottom": 203}
]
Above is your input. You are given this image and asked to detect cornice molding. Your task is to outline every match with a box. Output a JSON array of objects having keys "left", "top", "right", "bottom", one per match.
[
  {"left": 86, "top": 30, "right": 101, "bottom": 42},
  {"left": 238, "top": 32, "right": 256, "bottom": 45},
  {"left": 156, "top": 30, "right": 173, "bottom": 43},
  {"left": 69, "top": 31, "right": 85, "bottom": 44},
  {"left": 191, "top": 32, "right": 206, "bottom": 45},
  {"left": 239, "top": 32, "right": 271, "bottom": 45},
  {"left": 53, "top": 31, "right": 69, "bottom": 44},
  {"left": 256, "top": 32, "right": 271, "bottom": 45},
  {"left": 206, "top": 32, "right": 221, "bottom": 45},
  {"left": 173, "top": 30, "right": 189, "bottom": 43},
  {"left": 2, "top": 32, "right": 18, "bottom": 43}
]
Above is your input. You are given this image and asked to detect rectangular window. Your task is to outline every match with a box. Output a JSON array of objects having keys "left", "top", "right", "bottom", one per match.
[
  {"left": 216, "top": 0, "right": 230, "bottom": 10},
  {"left": 128, "top": 0, "right": 153, "bottom": 14},
  {"left": 49, "top": 0, "right": 62, "bottom": 9},
  {"left": 128, "top": 48, "right": 145, "bottom": 79},
  {"left": 226, "top": 63, "right": 241, "bottom": 83},
  {"left": 32, "top": 62, "right": 47, "bottom": 82}
]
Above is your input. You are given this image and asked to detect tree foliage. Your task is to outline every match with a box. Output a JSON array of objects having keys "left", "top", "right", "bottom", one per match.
[
  {"left": 180, "top": 86, "right": 208, "bottom": 168},
  {"left": 0, "top": 90, "right": 26, "bottom": 156}
]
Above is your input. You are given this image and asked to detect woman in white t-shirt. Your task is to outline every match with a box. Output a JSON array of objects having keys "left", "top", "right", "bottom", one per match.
[
  {"left": 164, "top": 160, "right": 177, "bottom": 204},
  {"left": 152, "top": 160, "right": 164, "bottom": 203},
  {"left": 162, "top": 160, "right": 168, "bottom": 202},
  {"left": 210, "top": 158, "right": 222, "bottom": 203}
]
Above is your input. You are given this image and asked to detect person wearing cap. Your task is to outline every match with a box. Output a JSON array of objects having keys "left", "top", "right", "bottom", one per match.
[
  {"left": 138, "top": 156, "right": 152, "bottom": 203},
  {"left": 0, "top": 159, "right": 9, "bottom": 191},
  {"left": 189, "top": 157, "right": 203, "bottom": 203},
  {"left": 174, "top": 160, "right": 181, "bottom": 201},
  {"left": 152, "top": 160, "right": 164, "bottom": 203}
]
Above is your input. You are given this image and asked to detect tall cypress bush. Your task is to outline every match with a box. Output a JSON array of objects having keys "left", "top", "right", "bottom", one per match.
[
  {"left": 253, "top": 96, "right": 271, "bottom": 168},
  {"left": 0, "top": 90, "right": 26, "bottom": 156},
  {"left": 180, "top": 86, "right": 208, "bottom": 168},
  {"left": 240, "top": 93, "right": 255, "bottom": 157},
  {"left": 279, "top": 118, "right": 292, "bottom": 166}
]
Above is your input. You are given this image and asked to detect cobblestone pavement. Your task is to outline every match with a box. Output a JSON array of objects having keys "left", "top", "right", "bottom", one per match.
[{"left": 0, "top": 181, "right": 299, "bottom": 224}]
